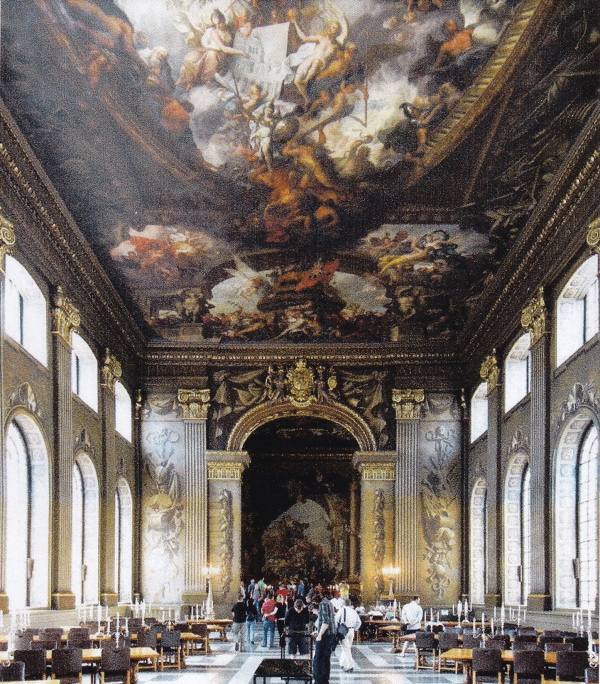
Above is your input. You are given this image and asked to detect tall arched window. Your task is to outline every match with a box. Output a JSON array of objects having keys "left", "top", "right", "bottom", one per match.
[
  {"left": 72, "top": 454, "right": 99, "bottom": 605},
  {"left": 470, "top": 478, "right": 487, "bottom": 604},
  {"left": 470, "top": 383, "right": 488, "bottom": 442},
  {"left": 504, "top": 334, "right": 531, "bottom": 412},
  {"left": 114, "top": 381, "right": 132, "bottom": 442},
  {"left": 71, "top": 334, "right": 98, "bottom": 412},
  {"left": 4, "top": 256, "right": 48, "bottom": 366},
  {"left": 504, "top": 454, "right": 531, "bottom": 605},
  {"left": 115, "top": 477, "right": 133, "bottom": 603},
  {"left": 4, "top": 417, "right": 50, "bottom": 608},
  {"left": 556, "top": 255, "right": 599, "bottom": 366},
  {"left": 555, "top": 413, "right": 599, "bottom": 609}
]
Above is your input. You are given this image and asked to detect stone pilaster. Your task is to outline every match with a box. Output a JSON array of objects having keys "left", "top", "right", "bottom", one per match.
[
  {"left": 132, "top": 390, "right": 143, "bottom": 603},
  {"left": 392, "top": 389, "right": 424, "bottom": 596},
  {"left": 353, "top": 452, "right": 396, "bottom": 606},
  {"left": 348, "top": 481, "right": 359, "bottom": 580},
  {"left": 51, "top": 286, "right": 80, "bottom": 609},
  {"left": 480, "top": 352, "right": 502, "bottom": 606},
  {"left": 521, "top": 290, "right": 552, "bottom": 611},
  {"left": 0, "top": 214, "right": 15, "bottom": 612},
  {"left": 206, "top": 452, "right": 250, "bottom": 611},
  {"left": 178, "top": 389, "right": 211, "bottom": 604},
  {"left": 99, "top": 349, "right": 122, "bottom": 605}
]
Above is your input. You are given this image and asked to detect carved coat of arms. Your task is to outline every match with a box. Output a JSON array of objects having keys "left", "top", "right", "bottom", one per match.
[{"left": 287, "top": 359, "right": 315, "bottom": 406}]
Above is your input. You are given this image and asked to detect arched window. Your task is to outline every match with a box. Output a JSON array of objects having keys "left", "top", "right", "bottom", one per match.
[
  {"left": 71, "top": 333, "right": 98, "bottom": 412},
  {"left": 504, "top": 334, "right": 531, "bottom": 412},
  {"left": 4, "top": 417, "right": 50, "bottom": 608},
  {"left": 577, "top": 426, "right": 598, "bottom": 608},
  {"left": 115, "top": 477, "right": 133, "bottom": 603},
  {"left": 470, "top": 383, "right": 488, "bottom": 442},
  {"left": 114, "top": 381, "right": 132, "bottom": 442},
  {"left": 504, "top": 454, "right": 531, "bottom": 605},
  {"left": 72, "top": 454, "right": 99, "bottom": 605},
  {"left": 4, "top": 256, "right": 47, "bottom": 366},
  {"left": 470, "top": 478, "right": 487, "bottom": 604},
  {"left": 556, "top": 255, "right": 599, "bottom": 366}
]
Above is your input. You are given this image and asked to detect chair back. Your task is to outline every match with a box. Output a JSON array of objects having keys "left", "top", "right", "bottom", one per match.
[
  {"left": 79, "top": 622, "right": 99, "bottom": 634},
  {"left": 513, "top": 649, "right": 545, "bottom": 678},
  {"left": 487, "top": 635, "right": 511, "bottom": 650},
  {"left": 14, "top": 648, "right": 46, "bottom": 680},
  {"left": 67, "top": 637, "right": 92, "bottom": 649},
  {"left": 545, "top": 642, "right": 573, "bottom": 652},
  {"left": 40, "top": 628, "right": 64, "bottom": 641},
  {"left": 190, "top": 623, "right": 207, "bottom": 637},
  {"left": 13, "top": 636, "right": 32, "bottom": 650},
  {"left": 101, "top": 645, "right": 131, "bottom": 674},
  {"left": 514, "top": 634, "right": 539, "bottom": 643},
  {"left": 0, "top": 660, "right": 25, "bottom": 681},
  {"left": 463, "top": 634, "right": 483, "bottom": 649},
  {"left": 513, "top": 640, "right": 541, "bottom": 651},
  {"left": 565, "top": 637, "right": 589, "bottom": 651},
  {"left": 101, "top": 635, "right": 131, "bottom": 650},
  {"left": 438, "top": 632, "right": 459, "bottom": 650},
  {"left": 472, "top": 647, "right": 504, "bottom": 676},
  {"left": 31, "top": 638, "right": 57, "bottom": 650},
  {"left": 51, "top": 647, "right": 83, "bottom": 679},
  {"left": 160, "top": 630, "right": 181, "bottom": 649},
  {"left": 555, "top": 651, "right": 589, "bottom": 681},
  {"left": 585, "top": 667, "right": 599, "bottom": 683},
  {"left": 518, "top": 628, "right": 538, "bottom": 636},
  {"left": 136, "top": 630, "right": 157, "bottom": 649}
]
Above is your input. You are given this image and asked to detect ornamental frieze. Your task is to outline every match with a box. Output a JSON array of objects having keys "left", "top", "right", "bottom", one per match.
[{"left": 178, "top": 388, "right": 211, "bottom": 421}]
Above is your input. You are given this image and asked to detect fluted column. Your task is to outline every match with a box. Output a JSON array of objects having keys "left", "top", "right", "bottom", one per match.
[
  {"left": 99, "top": 349, "right": 122, "bottom": 607},
  {"left": 51, "top": 286, "right": 81, "bottom": 609},
  {"left": 480, "top": 352, "right": 502, "bottom": 607},
  {"left": 521, "top": 288, "right": 551, "bottom": 610},
  {"left": 178, "top": 389, "right": 211, "bottom": 605},
  {"left": 348, "top": 480, "right": 359, "bottom": 580},
  {"left": 0, "top": 215, "right": 15, "bottom": 612},
  {"left": 392, "top": 389, "right": 424, "bottom": 598}
]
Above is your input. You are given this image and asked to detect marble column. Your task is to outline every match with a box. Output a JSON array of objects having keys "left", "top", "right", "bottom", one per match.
[
  {"left": 480, "top": 352, "right": 502, "bottom": 607},
  {"left": 353, "top": 453, "right": 396, "bottom": 607},
  {"left": 51, "top": 286, "right": 81, "bottom": 609},
  {"left": 348, "top": 480, "right": 359, "bottom": 581},
  {"left": 0, "top": 215, "right": 15, "bottom": 612},
  {"left": 132, "top": 390, "right": 143, "bottom": 603},
  {"left": 521, "top": 288, "right": 552, "bottom": 611},
  {"left": 206, "top": 452, "right": 250, "bottom": 612},
  {"left": 392, "top": 389, "right": 424, "bottom": 600},
  {"left": 178, "top": 389, "right": 211, "bottom": 606},
  {"left": 99, "top": 349, "right": 122, "bottom": 607}
]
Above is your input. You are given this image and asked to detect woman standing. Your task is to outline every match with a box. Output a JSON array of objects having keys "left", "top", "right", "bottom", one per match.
[
  {"left": 246, "top": 596, "right": 258, "bottom": 645},
  {"left": 312, "top": 596, "right": 337, "bottom": 684}
]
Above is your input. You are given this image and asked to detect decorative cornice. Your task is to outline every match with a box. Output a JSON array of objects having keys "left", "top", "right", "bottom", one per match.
[
  {"left": 359, "top": 463, "right": 396, "bottom": 481},
  {"left": 177, "top": 388, "right": 211, "bottom": 421},
  {"left": 8, "top": 382, "right": 41, "bottom": 417},
  {"left": 101, "top": 348, "right": 122, "bottom": 391},
  {"left": 208, "top": 462, "right": 246, "bottom": 480},
  {"left": 586, "top": 216, "right": 600, "bottom": 253},
  {"left": 51, "top": 286, "right": 80, "bottom": 346},
  {"left": 392, "top": 389, "right": 425, "bottom": 420},
  {"left": 0, "top": 210, "right": 16, "bottom": 273},
  {"left": 480, "top": 351, "right": 500, "bottom": 392},
  {"left": 521, "top": 287, "right": 546, "bottom": 346}
]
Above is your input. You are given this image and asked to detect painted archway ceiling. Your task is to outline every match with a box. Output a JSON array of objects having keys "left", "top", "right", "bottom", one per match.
[{"left": 1, "top": 0, "right": 598, "bottom": 346}]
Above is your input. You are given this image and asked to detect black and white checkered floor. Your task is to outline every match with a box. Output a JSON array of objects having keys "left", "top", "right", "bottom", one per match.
[{"left": 138, "top": 641, "right": 465, "bottom": 684}]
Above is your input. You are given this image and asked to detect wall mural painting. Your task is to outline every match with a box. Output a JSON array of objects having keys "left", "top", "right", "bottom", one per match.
[
  {"left": 141, "top": 426, "right": 185, "bottom": 602},
  {"left": 2, "top": 0, "right": 520, "bottom": 343}
]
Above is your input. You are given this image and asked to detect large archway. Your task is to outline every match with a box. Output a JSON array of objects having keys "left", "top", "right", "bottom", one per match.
[{"left": 240, "top": 415, "right": 360, "bottom": 586}]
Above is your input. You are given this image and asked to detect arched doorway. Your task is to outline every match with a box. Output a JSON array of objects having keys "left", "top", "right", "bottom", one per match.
[{"left": 241, "top": 416, "right": 359, "bottom": 586}]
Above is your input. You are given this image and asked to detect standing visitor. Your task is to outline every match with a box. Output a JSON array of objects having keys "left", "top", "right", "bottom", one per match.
[
  {"left": 312, "top": 596, "right": 337, "bottom": 684},
  {"left": 400, "top": 596, "right": 423, "bottom": 656},
  {"left": 285, "top": 599, "right": 310, "bottom": 659},
  {"left": 231, "top": 594, "right": 248, "bottom": 652},
  {"left": 261, "top": 592, "right": 277, "bottom": 648},
  {"left": 246, "top": 596, "right": 258, "bottom": 645},
  {"left": 335, "top": 598, "right": 362, "bottom": 672}
]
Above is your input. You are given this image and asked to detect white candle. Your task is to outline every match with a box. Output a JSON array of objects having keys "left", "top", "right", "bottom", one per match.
[{"left": 116, "top": 613, "right": 120, "bottom": 633}]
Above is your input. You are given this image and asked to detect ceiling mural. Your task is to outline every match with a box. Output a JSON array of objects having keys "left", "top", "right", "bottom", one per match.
[{"left": 2, "top": 0, "right": 595, "bottom": 344}]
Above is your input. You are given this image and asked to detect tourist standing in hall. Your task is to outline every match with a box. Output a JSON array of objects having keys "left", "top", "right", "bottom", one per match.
[
  {"left": 312, "top": 596, "right": 337, "bottom": 684},
  {"left": 285, "top": 598, "right": 310, "bottom": 659},
  {"left": 261, "top": 592, "right": 277, "bottom": 648},
  {"left": 400, "top": 596, "right": 423, "bottom": 656},
  {"left": 246, "top": 596, "right": 258, "bottom": 645},
  {"left": 335, "top": 598, "right": 362, "bottom": 672},
  {"left": 275, "top": 593, "right": 287, "bottom": 648},
  {"left": 231, "top": 594, "right": 248, "bottom": 652}
]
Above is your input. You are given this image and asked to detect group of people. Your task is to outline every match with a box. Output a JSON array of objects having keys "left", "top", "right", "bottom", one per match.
[{"left": 230, "top": 579, "right": 362, "bottom": 682}]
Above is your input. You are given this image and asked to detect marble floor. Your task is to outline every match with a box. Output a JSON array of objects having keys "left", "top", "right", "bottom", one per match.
[{"left": 138, "top": 640, "right": 466, "bottom": 684}]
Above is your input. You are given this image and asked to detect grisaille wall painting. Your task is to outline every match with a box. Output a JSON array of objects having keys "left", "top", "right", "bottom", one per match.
[{"left": 2, "top": 0, "right": 596, "bottom": 344}]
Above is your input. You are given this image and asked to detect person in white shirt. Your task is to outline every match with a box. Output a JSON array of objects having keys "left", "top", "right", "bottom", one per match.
[
  {"left": 335, "top": 599, "right": 362, "bottom": 672},
  {"left": 400, "top": 596, "right": 423, "bottom": 656}
]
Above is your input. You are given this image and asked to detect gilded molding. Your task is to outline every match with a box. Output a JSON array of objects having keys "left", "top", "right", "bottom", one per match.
[
  {"left": 51, "top": 286, "right": 80, "bottom": 346},
  {"left": 392, "top": 389, "right": 425, "bottom": 420},
  {"left": 521, "top": 286, "right": 546, "bottom": 346},
  {"left": 177, "top": 388, "right": 211, "bottom": 420},
  {"left": 0, "top": 211, "right": 16, "bottom": 272},
  {"left": 208, "top": 462, "right": 246, "bottom": 480},
  {"left": 586, "top": 216, "right": 600, "bottom": 253},
  {"left": 359, "top": 463, "right": 396, "bottom": 481},
  {"left": 480, "top": 351, "right": 500, "bottom": 392},
  {"left": 101, "top": 348, "right": 122, "bottom": 391}
]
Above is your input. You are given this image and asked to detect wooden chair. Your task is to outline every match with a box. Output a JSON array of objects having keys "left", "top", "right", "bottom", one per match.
[
  {"left": 134, "top": 631, "right": 157, "bottom": 671},
  {"left": 463, "top": 635, "right": 484, "bottom": 649},
  {"left": 544, "top": 642, "right": 573, "bottom": 652},
  {"left": 513, "top": 641, "right": 541, "bottom": 651},
  {"left": 189, "top": 623, "right": 209, "bottom": 655},
  {"left": 585, "top": 667, "right": 599, "bottom": 683},
  {"left": 414, "top": 631, "right": 437, "bottom": 671},
  {"left": 565, "top": 637, "right": 589, "bottom": 652},
  {"left": 472, "top": 647, "right": 504, "bottom": 684},
  {"left": 14, "top": 649, "right": 47, "bottom": 681},
  {"left": 50, "top": 648, "right": 83, "bottom": 684},
  {"left": 487, "top": 635, "right": 511, "bottom": 650},
  {"left": 159, "top": 630, "right": 182, "bottom": 671},
  {"left": 40, "top": 630, "right": 64, "bottom": 643},
  {"left": 512, "top": 648, "right": 545, "bottom": 684},
  {"left": 31, "top": 640, "right": 57, "bottom": 651},
  {"left": 438, "top": 631, "right": 460, "bottom": 673},
  {"left": 100, "top": 645, "right": 131, "bottom": 684},
  {"left": 14, "top": 636, "right": 33, "bottom": 650},
  {"left": 0, "top": 661, "right": 25, "bottom": 681},
  {"left": 555, "top": 651, "right": 589, "bottom": 682}
]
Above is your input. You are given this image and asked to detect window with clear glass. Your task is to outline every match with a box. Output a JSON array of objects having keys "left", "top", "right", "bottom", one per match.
[
  {"left": 470, "top": 383, "right": 488, "bottom": 442},
  {"left": 114, "top": 381, "right": 132, "bottom": 441},
  {"left": 577, "top": 427, "right": 598, "bottom": 608},
  {"left": 4, "top": 256, "right": 47, "bottom": 366},
  {"left": 72, "top": 454, "right": 99, "bottom": 605},
  {"left": 504, "top": 334, "right": 531, "bottom": 412},
  {"left": 71, "top": 333, "right": 98, "bottom": 411},
  {"left": 115, "top": 478, "right": 133, "bottom": 603},
  {"left": 504, "top": 454, "right": 530, "bottom": 606},
  {"left": 470, "top": 479, "right": 487, "bottom": 604},
  {"left": 521, "top": 465, "right": 531, "bottom": 604},
  {"left": 556, "top": 255, "right": 599, "bottom": 366}
]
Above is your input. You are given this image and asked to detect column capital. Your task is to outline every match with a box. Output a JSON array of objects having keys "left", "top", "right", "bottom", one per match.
[
  {"left": 178, "top": 388, "right": 211, "bottom": 420},
  {"left": 51, "top": 286, "right": 80, "bottom": 346},
  {"left": 207, "top": 452, "right": 250, "bottom": 480},
  {"left": 0, "top": 211, "right": 16, "bottom": 273},
  {"left": 586, "top": 216, "right": 600, "bottom": 253},
  {"left": 480, "top": 350, "right": 500, "bottom": 392},
  {"left": 521, "top": 286, "right": 547, "bottom": 346},
  {"left": 392, "top": 389, "right": 424, "bottom": 420},
  {"left": 353, "top": 452, "right": 397, "bottom": 480},
  {"left": 101, "top": 348, "right": 122, "bottom": 391}
]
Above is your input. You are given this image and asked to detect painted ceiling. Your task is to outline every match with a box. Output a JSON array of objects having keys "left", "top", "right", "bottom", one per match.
[{"left": 1, "top": 0, "right": 597, "bottom": 345}]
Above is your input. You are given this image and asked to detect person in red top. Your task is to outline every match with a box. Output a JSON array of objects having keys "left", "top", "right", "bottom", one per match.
[{"left": 261, "top": 592, "right": 277, "bottom": 648}]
